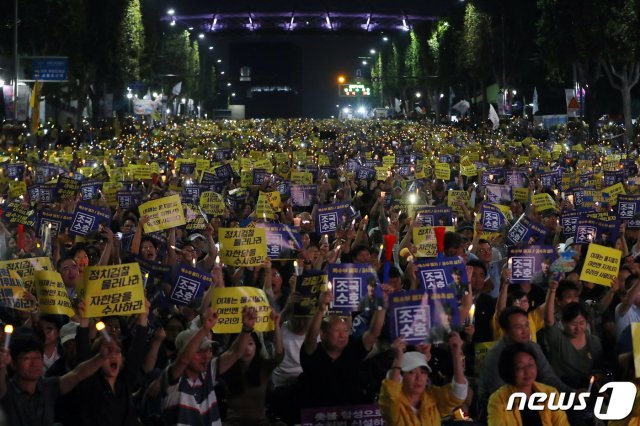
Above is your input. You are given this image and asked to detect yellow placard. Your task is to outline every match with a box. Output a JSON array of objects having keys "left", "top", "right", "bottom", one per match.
[
  {"left": 200, "top": 191, "right": 225, "bottom": 216},
  {"left": 138, "top": 194, "right": 186, "bottom": 233},
  {"left": 413, "top": 227, "right": 437, "bottom": 258},
  {"left": 253, "top": 159, "right": 273, "bottom": 172},
  {"left": 290, "top": 171, "right": 313, "bottom": 184},
  {"left": 435, "top": 163, "right": 451, "bottom": 181},
  {"left": 375, "top": 167, "right": 389, "bottom": 181},
  {"left": 83, "top": 263, "right": 146, "bottom": 318},
  {"left": 218, "top": 227, "right": 268, "bottom": 267},
  {"left": 35, "top": 271, "right": 75, "bottom": 317},
  {"left": 448, "top": 190, "right": 469, "bottom": 214},
  {"left": 513, "top": 187, "right": 530, "bottom": 203},
  {"left": 0, "top": 257, "right": 54, "bottom": 294},
  {"left": 9, "top": 180, "right": 27, "bottom": 199},
  {"left": 382, "top": 155, "right": 395, "bottom": 169},
  {"left": 632, "top": 323, "right": 640, "bottom": 378},
  {"left": 0, "top": 269, "right": 36, "bottom": 311},
  {"left": 129, "top": 164, "right": 153, "bottom": 180},
  {"left": 531, "top": 193, "right": 556, "bottom": 211},
  {"left": 259, "top": 191, "right": 281, "bottom": 213},
  {"left": 579, "top": 244, "right": 621, "bottom": 286},
  {"left": 602, "top": 182, "right": 626, "bottom": 206},
  {"left": 461, "top": 164, "right": 477, "bottom": 177},
  {"left": 211, "top": 287, "right": 274, "bottom": 333}
]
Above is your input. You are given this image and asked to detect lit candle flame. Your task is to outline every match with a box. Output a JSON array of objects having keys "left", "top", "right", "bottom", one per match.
[
  {"left": 327, "top": 281, "right": 332, "bottom": 291},
  {"left": 3, "top": 324, "right": 13, "bottom": 350},
  {"left": 95, "top": 321, "right": 112, "bottom": 343}
]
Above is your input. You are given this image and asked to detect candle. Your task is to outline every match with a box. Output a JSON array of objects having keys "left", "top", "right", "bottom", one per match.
[
  {"left": 215, "top": 256, "right": 221, "bottom": 268},
  {"left": 378, "top": 243, "right": 384, "bottom": 261},
  {"left": 263, "top": 212, "right": 267, "bottom": 221},
  {"left": 508, "top": 258, "right": 512, "bottom": 271},
  {"left": 380, "top": 191, "right": 386, "bottom": 199},
  {"left": 327, "top": 281, "right": 332, "bottom": 292},
  {"left": 170, "top": 245, "right": 183, "bottom": 253},
  {"left": 469, "top": 304, "right": 476, "bottom": 324},
  {"left": 452, "top": 217, "right": 458, "bottom": 227},
  {"left": 95, "top": 321, "right": 112, "bottom": 343},
  {"left": 364, "top": 215, "right": 368, "bottom": 222},
  {"left": 192, "top": 258, "right": 197, "bottom": 267},
  {"left": 3, "top": 324, "right": 13, "bottom": 350},
  {"left": 143, "top": 273, "right": 149, "bottom": 287},
  {"left": 587, "top": 375, "right": 595, "bottom": 393}
]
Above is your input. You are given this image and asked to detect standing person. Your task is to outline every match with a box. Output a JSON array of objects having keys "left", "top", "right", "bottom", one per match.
[
  {"left": 487, "top": 343, "right": 569, "bottom": 425},
  {"left": 159, "top": 306, "right": 257, "bottom": 426},
  {"left": 378, "top": 334, "right": 468, "bottom": 425}
]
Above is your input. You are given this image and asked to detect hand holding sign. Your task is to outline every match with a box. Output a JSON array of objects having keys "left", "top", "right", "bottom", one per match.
[
  {"left": 318, "top": 289, "right": 333, "bottom": 311},
  {"left": 242, "top": 306, "right": 258, "bottom": 331}
]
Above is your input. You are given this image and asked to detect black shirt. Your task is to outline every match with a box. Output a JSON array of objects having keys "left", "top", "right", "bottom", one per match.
[
  {"left": 1, "top": 376, "right": 60, "bottom": 426},
  {"left": 299, "top": 336, "right": 369, "bottom": 407}
]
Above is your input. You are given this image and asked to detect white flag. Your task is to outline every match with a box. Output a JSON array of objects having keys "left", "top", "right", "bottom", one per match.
[
  {"left": 394, "top": 98, "right": 402, "bottom": 113},
  {"left": 532, "top": 87, "right": 539, "bottom": 115},
  {"left": 143, "top": 89, "right": 151, "bottom": 100},
  {"left": 489, "top": 104, "right": 500, "bottom": 130},
  {"left": 171, "top": 81, "right": 182, "bottom": 96}
]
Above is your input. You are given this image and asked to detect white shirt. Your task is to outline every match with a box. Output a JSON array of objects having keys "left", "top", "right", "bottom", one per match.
[
  {"left": 615, "top": 302, "right": 640, "bottom": 338},
  {"left": 271, "top": 322, "right": 306, "bottom": 388}
]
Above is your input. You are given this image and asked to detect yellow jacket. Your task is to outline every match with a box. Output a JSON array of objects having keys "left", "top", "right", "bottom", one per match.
[
  {"left": 487, "top": 382, "right": 569, "bottom": 426},
  {"left": 608, "top": 384, "right": 640, "bottom": 426},
  {"left": 378, "top": 378, "right": 464, "bottom": 426}
]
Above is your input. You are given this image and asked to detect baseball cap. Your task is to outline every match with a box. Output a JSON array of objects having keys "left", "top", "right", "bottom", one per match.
[
  {"left": 188, "top": 233, "right": 206, "bottom": 242},
  {"left": 174, "top": 329, "right": 213, "bottom": 352},
  {"left": 401, "top": 351, "right": 432, "bottom": 373},
  {"left": 60, "top": 322, "right": 79, "bottom": 345}
]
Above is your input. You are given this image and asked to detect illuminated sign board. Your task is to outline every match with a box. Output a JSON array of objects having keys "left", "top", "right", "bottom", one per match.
[{"left": 339, "top": 84, "right": 371, "bottom": 97}]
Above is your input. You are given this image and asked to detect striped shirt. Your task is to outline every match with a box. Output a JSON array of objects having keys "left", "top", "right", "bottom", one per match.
[{"left": 160, "top": 358, "right": 221, "bottom": 426}]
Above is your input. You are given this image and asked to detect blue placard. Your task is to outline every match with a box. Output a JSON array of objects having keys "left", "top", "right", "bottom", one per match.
[
  {"left": 68, "top": 203, "right": 111, "bottom": 236},
  {"left": 290, "top": 184, "right": 317, "bottom": 207},
  {"left": 255, "top": 223, "right": 302, "bottom": 260},
  {"left": 414, "top": 206, "right": 453, "bottom": 227},
  {"left": 169, "top": 265, "right": 211, "bottom": 306},
  {"left": 327, "top": 263, "right": 379, "bottom": 314},
  {"left": 315, "top": 202, "right": 353, "bottom": 234},
  {"left": 481, "top": 204, "right": 506, "bottom": 232},
  {"left": 507, "top": 246, "right": 556, "bottom": 284}
]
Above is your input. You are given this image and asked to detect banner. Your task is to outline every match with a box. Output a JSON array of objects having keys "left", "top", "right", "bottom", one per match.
[
  {"left": 531, "top": 193, "right": 556, "bottom": 211},
  {"left": 0, "top": 257, "right": 54, "bottom": 294},
  {"left": 218, "top": 227, "right": 268, "bottom": 267},
  {"left": 617, "top": 195, "right": 640, "bottom": 220},
  {"left": 315, "top": 202, "right": 352, "bottom": 234},
  {"left": 69, "top": 203, "right": 111, "bottom": 236},
  {"left": 413, "top": 227, "right": 438, "bottom": 258},
  {"left": 80, "top": 181, "right": 103, "bottom": 201},
  {"left": 326, "top": 263, "right": 379, "bottom": 314},
  {"left": 83, "top": 263, "right": 146, "bottom": 317},
  {"left": 290, "top": 184, "right": 317, "bottom": 207},
  {"left": 485, "top": 184, "right": 512, "bottom": 203},
  {"left": 574, "top": 217, "right": 619, "bottom": 245},
  {"left": 435, "top": 163, "right": 451, "bottom": 181},
  {"left": 3, "top": 201, "right": 36, "bottom": 227},
  {"left": 507, "top": 246, "right": 556, "bottom": 284},
  {"left": 0, "top": 269, "right": 36, "bottom": 311},
  {"left": 294, "top": 270, "right": 328, "bottom": 316},
  {"left": 414, "top": 206, "right": 453, "bottom": 227},
  {"left": 35, "top": 271, "right": 75, "bottom": 316},
  {"left": 56, "top": 176, "right": 81, "bottom": 201},
  {"left": 255, "top": 223, "right": 301, "bottom": 260},
  {"left": 116, "top": 190, "right": 143, "bottom": 209},
  {"left": 170, "top": 265, "right": 212, "bottom": 306},
  {"left": 300, "top": 405, "right": 384, "bottom": 426},
  {"left": 138, "top": 194, "right": 186, "bottom": 233},
  {"left": 211, "top": 287, "right": 274, "bottom": 333}
]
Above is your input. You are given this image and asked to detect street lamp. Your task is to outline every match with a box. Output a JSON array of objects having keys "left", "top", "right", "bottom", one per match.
[
  {"left": 227, "top": 82, "right": 231, "bottom": 87},
  {"left": 370, "top": 49, "right": 376, "bottom": 54},
  {"left": 415, "top": 92, "right": 421, "bottom": 98},
  {"left": 382, "top": 36, "right": 388, "bottom": 42},
  {"left": 198, "top": 33, "right": 205, "bottom": 39},
  {"left": 217, "top": 59, "right": 222, "bottom": 63},
  {"left": 167, "top": 9, "right": 174, "bottom": 15},
  {"left": 337, "top": 75, "right": 346, "bottom": 84},
  {"left": 208, "top": 46, "right": 213, "bottom": 50},
  {"left": 362, "top": 60, "right": 368, "bottom": 65}
]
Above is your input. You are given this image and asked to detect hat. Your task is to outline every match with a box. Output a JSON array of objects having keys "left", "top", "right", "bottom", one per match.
[
  {"left": 401, "top": 351, "right": 432, "bottom": 373},
  {"left": 60, "top": 322, "right": 79, "bottom": 345},
  {"left": 175, "top": 329, "right": 213, "bottom": 352},
  {"left": 456, "top": 222, "right": 474, "bottom": 233},
  {"left": 188, "top": 233, "right": 206, "bottom": 242}
]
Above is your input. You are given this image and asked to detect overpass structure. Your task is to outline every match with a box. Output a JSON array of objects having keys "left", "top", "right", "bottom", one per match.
[{"left": 162, "top": 0, "right": 456, "bottom": 34}]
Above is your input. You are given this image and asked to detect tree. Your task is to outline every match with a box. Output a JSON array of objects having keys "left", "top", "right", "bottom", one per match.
[
  {"left": 188, "top": 40, "right": 200, "bottom": 100},
  {"left": 460, "top": 3, "right": 494, "bottom": 119},
  {"left": 382, "top": 42, "right": 401, "bottom": 107},
  {"left": 370, "top": 53, "right": 384, "bottom": 106},
  {"left": 601, "top": 0, "right": 640, "bottom": 145},
  {"left": 118, "top": 0, "right": 145, "bottom": 87}
]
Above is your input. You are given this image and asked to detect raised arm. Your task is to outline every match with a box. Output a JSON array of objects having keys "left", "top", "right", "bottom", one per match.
[
  {"left": 302, "top": 290, "right": 332, "bottom": 355},
  {"left": 362, "top": 306, "right": 386, "bottom": 351},
  {"left": 59, "top": 340, "right": 116, "bottom": 395},
  {"left": 198, "top": 225, "right": 217, "bottom": 271},
  {"left": 130, "top": 216, "right": 149, "bottom": 256},
  {"left": 544, "top": 280, "right": 558, "bottom": 327}
]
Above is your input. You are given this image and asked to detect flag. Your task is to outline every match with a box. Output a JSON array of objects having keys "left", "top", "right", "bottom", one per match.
[
  {"left": 532, "top": 87, "right": 539, "bottom": 115},
  {"left": 171, "top": 81, "right": 182, "bottom": 96},
  {"left": 394, "top": 98, "right": 402, "bottom": 113},
  {"left": 452, "top": 100, "right": 470, "bottom": 115},
  {"left": 489, "top": 104, "right": 500, "bottom": 130},
  {"left": 30, "top": 81, "right": 41, "bottom": 133},
  {"left": 143, "top": 89, "right": 151, "bottom": 100}
]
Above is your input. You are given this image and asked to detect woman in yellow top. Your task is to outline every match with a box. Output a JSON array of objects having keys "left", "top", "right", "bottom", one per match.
[
  {"left": 488, "top": 342, "right": 570, "bottom": 425},
  {"left": 378, "top": 333, "right": 468, "bottom": 426}
]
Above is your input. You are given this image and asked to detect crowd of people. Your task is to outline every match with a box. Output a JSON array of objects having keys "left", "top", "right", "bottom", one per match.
[{"left": 0, "top": 117, "right": 637, "bottom": 425}]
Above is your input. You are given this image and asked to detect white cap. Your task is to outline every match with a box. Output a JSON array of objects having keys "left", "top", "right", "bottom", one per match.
[
  {"left": 60, "top": 322, "right": 79, "bottom": 345},
  {"left": 401, "top": 351, "right": 432, "bottom": 373},
  {"left": 175, "top": 329, "right": 213, "bottom": 352}
]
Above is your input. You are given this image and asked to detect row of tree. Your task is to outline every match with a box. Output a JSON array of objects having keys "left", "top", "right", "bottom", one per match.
[
  {"left": 370, "top": 0, "right": 640, "bottom": 142},
  {"left": 0, "top": 0, "right": 214, "bottom": 122}
]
